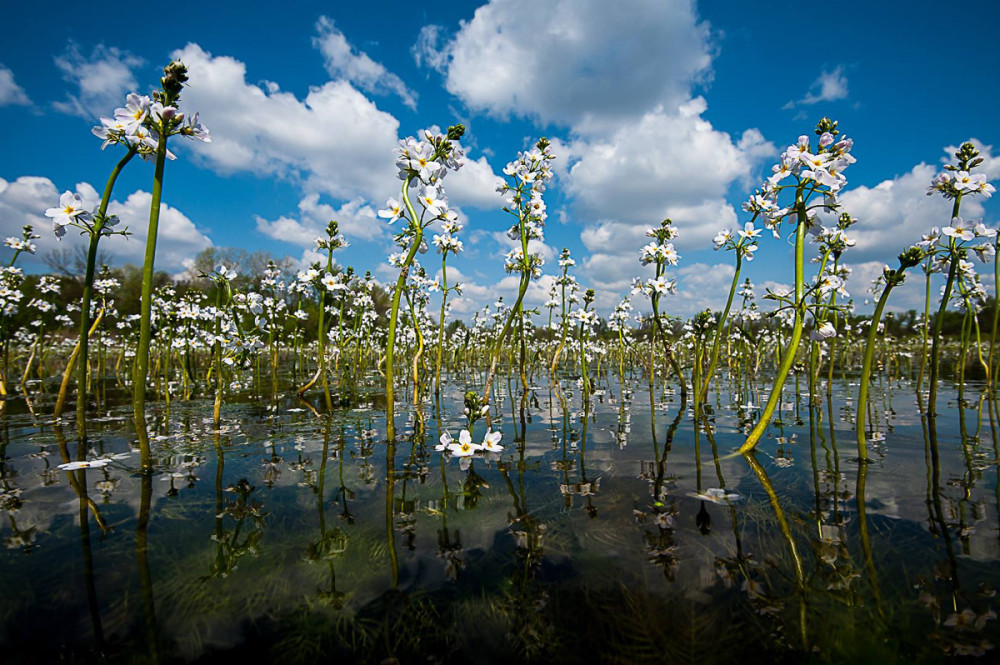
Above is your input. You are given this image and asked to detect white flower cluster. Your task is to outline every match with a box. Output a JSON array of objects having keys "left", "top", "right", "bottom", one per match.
[
  {"left": 608, "top": 297, "right": 633, "bottom": 334},
  {"left": 497, "top": 138, "right": 555, "bottom": 275},
  {"left": 4, "top": 236, "right": 36, "bottom": 254},
  {"left": 928, "top": 170, "right": 995, "bottom": 200},
  {"left": 713, "top": 222, "right": 761, "bottom": 261},
  {"left": 44, "top": 191, "right": 119, "bottom": 240},
  {"left": 92, "top": 92, "right": 209, "bottom": 157},
  {"left": 633, "top": 220, "right": 680, "bottom": 298},
  {"left": 918, "top": 218, "right": 997, "bottom": 269},
  {"left": 381, "top": 128, "right": 465, "bottom": 232},
  {"left": 435, "top": 428, "right": 503, "bottom": 471},
  {"left": 744, "top": 123, "right": 856, "bottom": 235},
  {"left": 0, "top": 267, "right": 24, "bottom": 316}
]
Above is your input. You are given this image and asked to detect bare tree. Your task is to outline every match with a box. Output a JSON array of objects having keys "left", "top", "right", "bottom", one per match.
[{"left": 44, "top": 246, "right": 113, "bottom": 279}]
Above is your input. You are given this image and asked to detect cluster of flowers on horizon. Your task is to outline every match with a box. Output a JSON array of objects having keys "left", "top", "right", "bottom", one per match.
[{"left": 27, "top": 84, "right": 1000, "bottom": 325}]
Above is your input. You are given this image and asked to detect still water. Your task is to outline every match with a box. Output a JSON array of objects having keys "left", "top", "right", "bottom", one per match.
[{"left": 1, "top": 373, "right": 998, "bottom": 663}]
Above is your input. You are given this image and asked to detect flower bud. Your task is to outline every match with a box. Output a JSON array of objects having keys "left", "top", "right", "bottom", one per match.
[
  {"left": 898, "top": 246, "right": 924, "bottom": 269},
  {"left": 160, "top": 61, "right": 188, "bottom": 102}
]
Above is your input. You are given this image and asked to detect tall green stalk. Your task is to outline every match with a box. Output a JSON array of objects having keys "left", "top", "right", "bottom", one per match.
[
  {"left": 133, "top": 134, "right": 168, "bottom": 429},
  {"left": 74, "top": 148, "right": 136, "bottom": 437},
  {"left": 212, "top": 285, "right": 224, "bottom": 426},
  {"left": 989, "top": 242, "right": 1000, "bottom": 388},
  {"left": 385, "top": 176, "right": 422, "bottom": 442},
  {"left": 482, "top": 138, "right": 553, "bottom": 415},
  {"left": 434, "top": 253, "right": 449, "bottom": 399},
  {"left": 928, "top": 219, "right": 962, "bottom": 419},
  {"left": 857, "top": 249, "right": 922, "bottom": 460},
  {"left": 130, "top": 61, "right": 204, "bottom": 453},
  {"left": 916, "top": 264, "right": 933, "bottom": 392},
  {"left": 385, "top": 125, "right": 464, "bottom": 440},
  {"left": 701, "top": 252, "right": 742, "bottom": 399},
  {"left": 739, "top": 197, "right": 807, "bottom": 454}
]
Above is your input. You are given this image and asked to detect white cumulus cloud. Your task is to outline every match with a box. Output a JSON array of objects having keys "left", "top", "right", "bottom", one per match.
[
  {"left": 558, "top": 100, "right": 773, "bottom": 309},
  {"left": 840, "top": 145, "right": 995, "bottom": 261},
  {"left": 314, "top": 16, "right": 417, "bottom": 110},
  {"left": 171, "top": 43, "right": 400, "bottom": 203},
  {"left": 53, "top": 43, "right": 144, "bottom": 118},
  {"left": 255, "top": 193, "right": 382, "bottom": 246},
  {"left": 423, "top": 0, "right": 713, "bottom": 130},
  {"left": 0, "top": 64, "right": 30, "bottom": 106},
  {"left": 784, "top": 65, "right": 849, "bottom": 110}
]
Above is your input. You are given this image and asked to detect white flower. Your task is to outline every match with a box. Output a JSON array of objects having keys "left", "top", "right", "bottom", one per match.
[
  {"left": 321, "top": 273, "right": 344, "bottom": 291},
  {"left": 648, "top": 276, "right": 676, "bottom": 295},
  {"left": 943, "top": 216, "right": 975, "bottom": 242},
  {"left": 58, "top": 459, "right": 112, "bottom": 471},
  {"left": 810, "top": 321, "right": 836, "bottom": 341},
  {"left": 436, "top": 431, "right": 453, "bottom": 452},
  {"left": 45, "top": 191, "right": 92, "bottom": 238},
  {"left": 713, "top": 229, "right": 732, "bottom": 250},
  {"left": 417, "top": 185, "right": 446, "bottom": 217},
  {"left": 448, "top": 430, "right": 481, "bottom": 457},
  {"left": 115, "top": 92, "right": 151, "bottom": 130},
  {"left": 378, "top": 198, "right": 404, "bottom": 224},
  {"left": 738, "top": 221, "right": 761, "bottom": 241},
  {"left": 482, "top": 429, "right": 503, "bottom": 453}
]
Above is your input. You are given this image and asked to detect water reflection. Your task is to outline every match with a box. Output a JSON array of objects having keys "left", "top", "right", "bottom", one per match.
[{"left": 1, "top": 374, "right": 999, "bottom": 661}]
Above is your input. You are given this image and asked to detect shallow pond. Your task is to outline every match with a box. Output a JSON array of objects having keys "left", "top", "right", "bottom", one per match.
[{"left": 1, "top": 372, "right": 998, "bottom": 663}]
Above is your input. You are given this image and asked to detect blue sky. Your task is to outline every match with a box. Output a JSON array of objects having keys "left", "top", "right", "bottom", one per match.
[{"left": 1, "top": 0, "right": 998, "bottom": 318}]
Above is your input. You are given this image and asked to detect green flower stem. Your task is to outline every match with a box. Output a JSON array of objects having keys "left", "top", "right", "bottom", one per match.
[
  {"left": 212, "top": 286, "right": 224, "bottom": 426},
  {"left": 927, "top": 195, "right": 964, "bottom": 417},
  {"left": 701, "top": 251, "right": 742, "bottom": 400},
  {"left": 857, "top": 280, "right": 899, "bottom": 461},
  {"left": 403, "top": 286, "right": 425, "bottom": 402},
  {"left": 739, "top": 197, "right": 807, "bottom": 454},
  {"left": 990, "top": 244, "right": 1000, "bottom": 388},
  {"left": 961, "top": 291, "right": 989, "bottom": 381},
  {"left": 916, "top": 265, "right": 932, "bottom": 391},
  {"left": 692, "top": 333, "right": 702, "bottom": 415},
  {"left": 805, "top": 249, "right": 834, "bottom": 398},
  {"left": 649, "top": 261, "right": 688, "bottom": 401},
  {"left": 617, "top": 325, "right": 625, "bottom": 388},
  {"left": 385, "top": 176, "right": 422, "bottom": 442},
  {"left": 133, "top": 134, "right": 169, "bottom": 439},
  {"left": 929, "top": 254, "right": 960, "bottom": 416},
  {"left": 578, "top": 313, "right": 589, "bottom": 399},
  {"left": 650, "top": 304, "right": 671, "bottom": 388},
  {"left": 826, "top": 300, "right": 839, "bottom": 396},
  {"left": 435, "top": 253, "right": 449, "bottom": 399},
  {"left": 63, "top": 147, "right": 136, "bottom": 434},
  {"left": 319, "top": 250, "right": 334, "bottom": 410},
  {"left": 958, "top": 307, "right": 971, "bottom": 388},
  {"left": 334, "top": 289, "right": 345, "bottom": 389},
  {"left": 550, "top": 264, "right": 570, "bottom": 374},
  {"left": 483, "top": 199, "right": 531, "bottom": 419}
]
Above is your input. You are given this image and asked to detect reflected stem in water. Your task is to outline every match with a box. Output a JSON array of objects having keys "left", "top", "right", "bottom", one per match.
[
  {"left": 136, "top": 421, "right": 160, "bottom": 664},
  {"left": 55, "top": 423, "right": 106, "bottom": 652},
  {"left": 743, "top": 452, "right": 808, "bottom": 652},
  {"left": 855, "top": 458, "right": 885, "bottom": 619}
]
